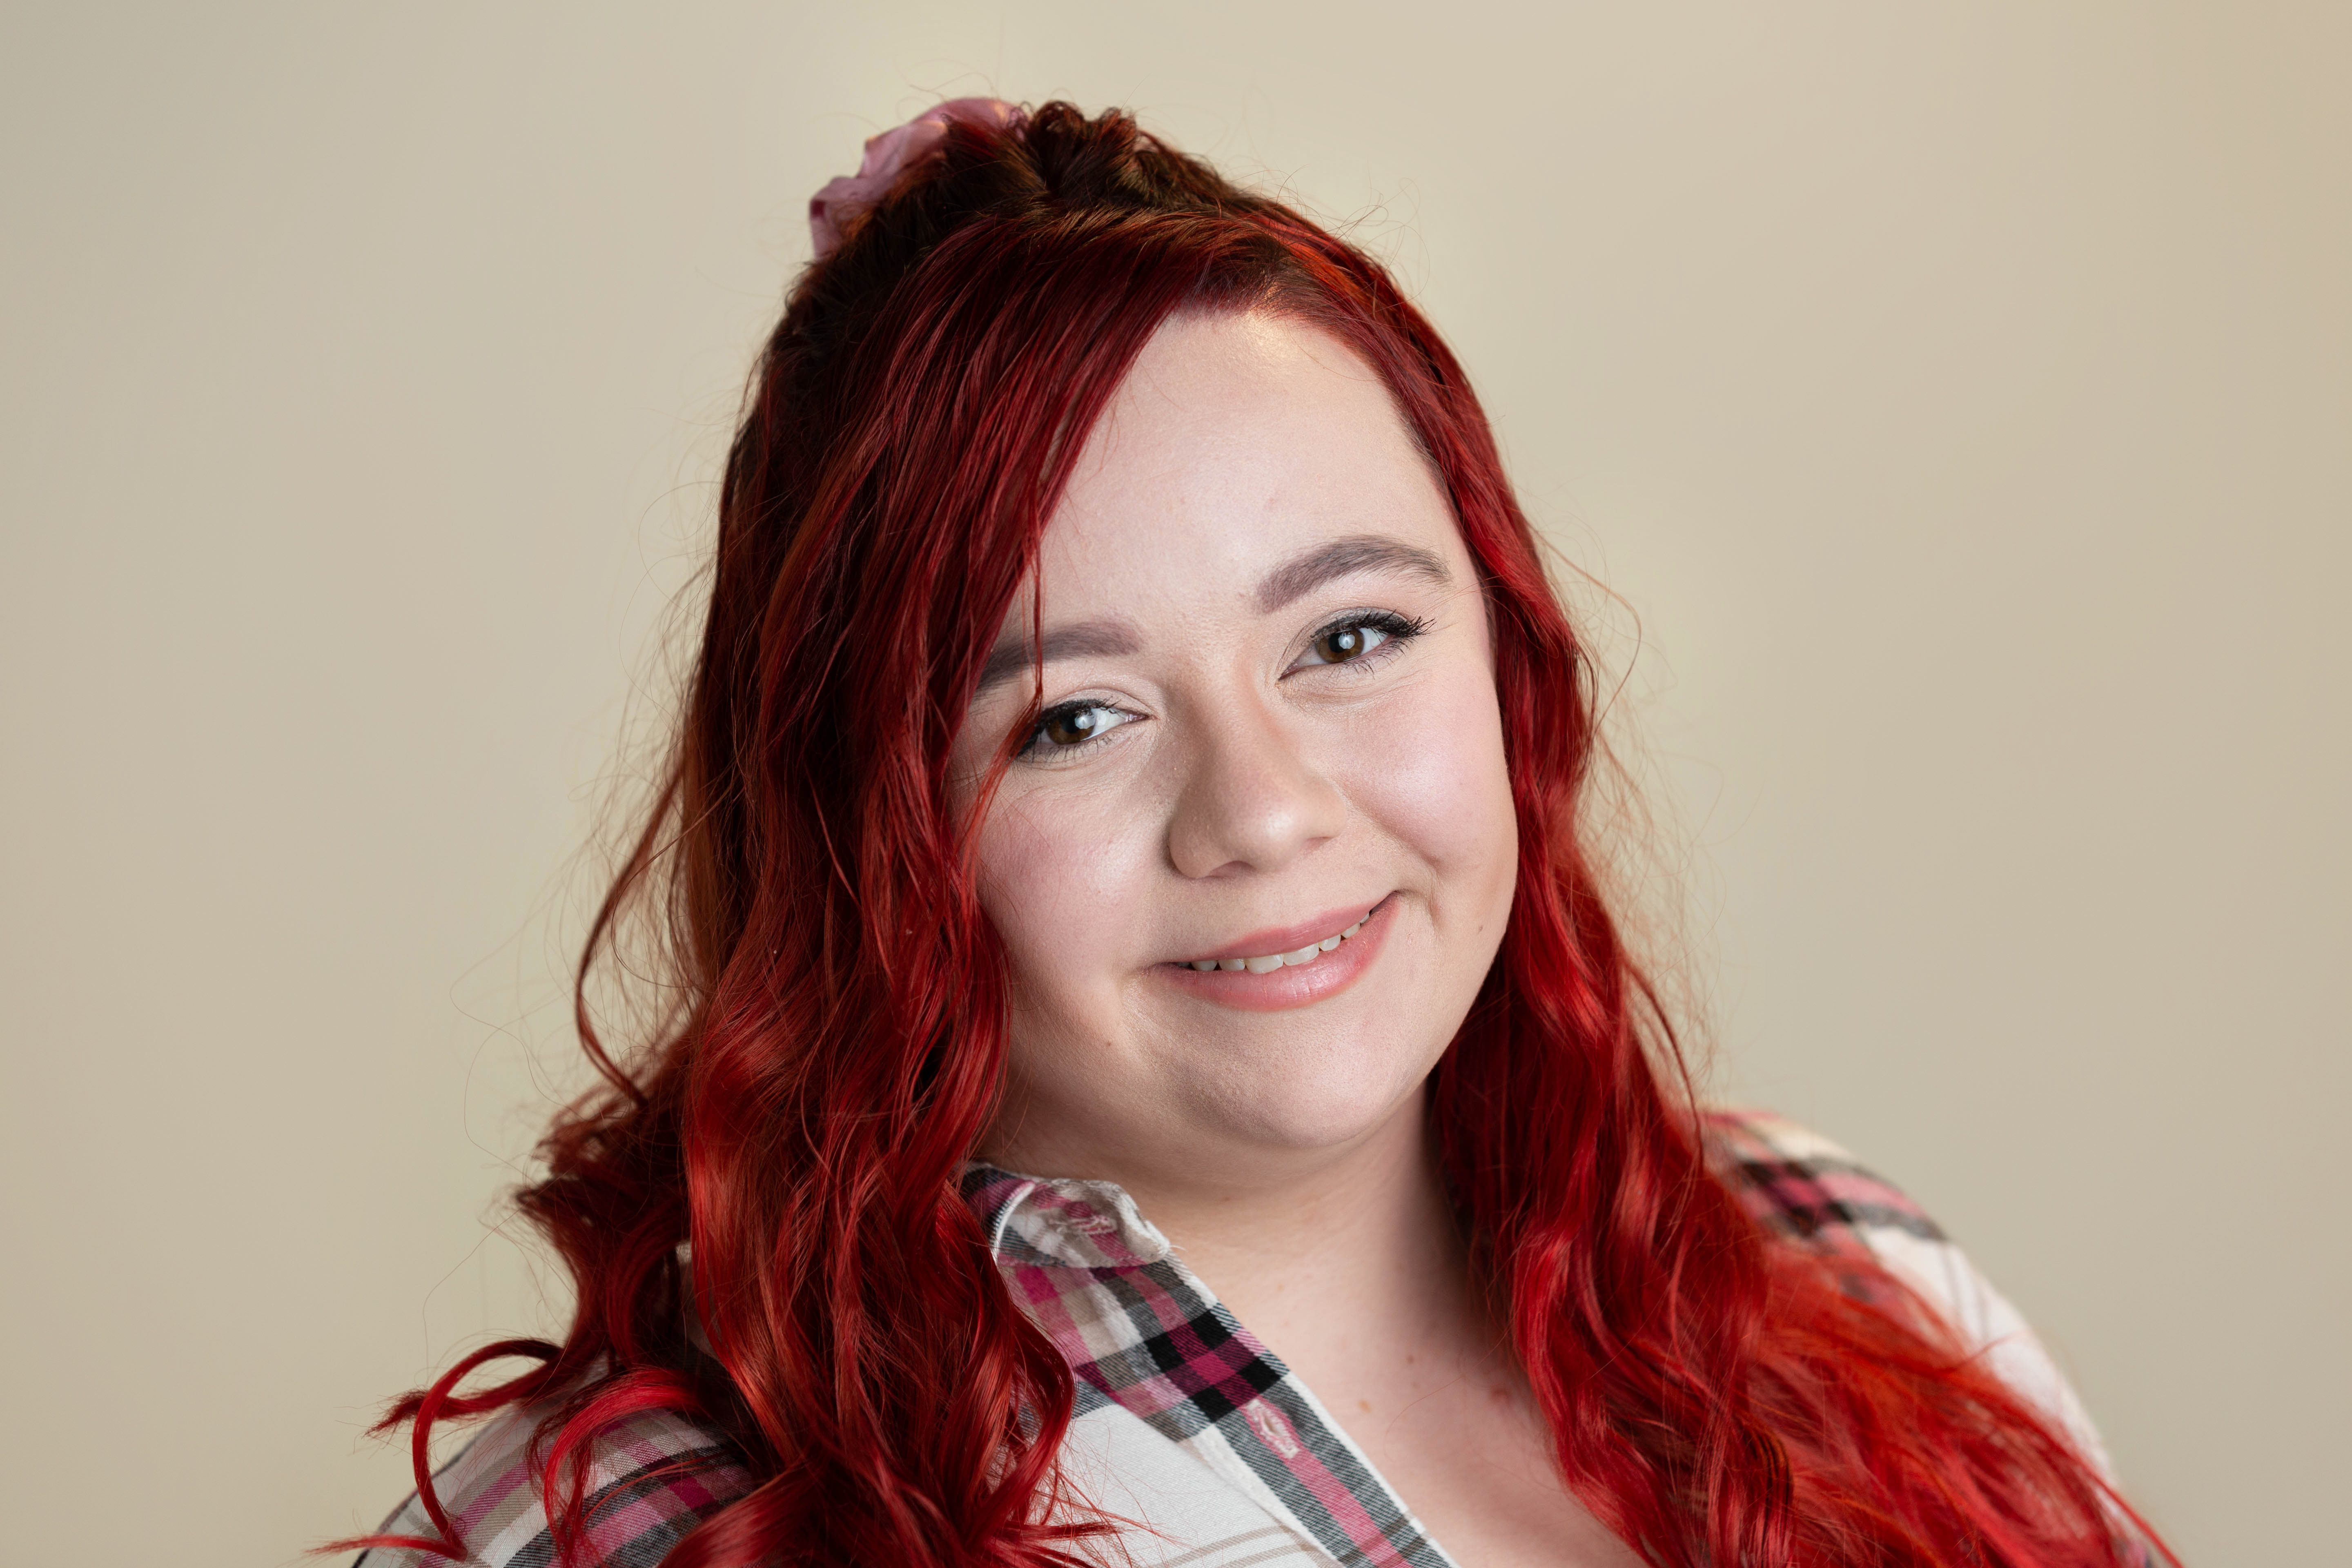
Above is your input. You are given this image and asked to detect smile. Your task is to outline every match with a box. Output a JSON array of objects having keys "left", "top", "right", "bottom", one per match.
[
  {"left": 1181, "top": 909, "right": 1374, "bottom": 975},
  {"left": 1160, "top": 897, "right": 1395, "bottom": 1013}
]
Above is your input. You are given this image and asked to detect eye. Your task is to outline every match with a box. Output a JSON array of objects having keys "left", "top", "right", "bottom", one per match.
[
  {"left": 1294, "top": 611, "right": 1425, "bottom": 669},
  {"left": 1306, "top": 623, "right": 1389, "bottom": 664},
  {"left": 1022, "top": 701, "right": 1138, "bottom": 756}
]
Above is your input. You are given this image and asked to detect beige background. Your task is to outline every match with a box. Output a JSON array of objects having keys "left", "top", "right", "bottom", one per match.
[{"left": 2, "top": 4, "right": 2343, "bottom": 1564}]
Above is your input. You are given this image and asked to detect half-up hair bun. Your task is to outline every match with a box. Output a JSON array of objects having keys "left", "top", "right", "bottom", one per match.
[
  {"left": 788, "top": 102, "right": 1283, "bottom": 379},
  {"left": 805, "top": 98, "right": 1024, "bottom": 261},
  {"left": 816, "top": 100, "right": 1247, "bottom": 258}
]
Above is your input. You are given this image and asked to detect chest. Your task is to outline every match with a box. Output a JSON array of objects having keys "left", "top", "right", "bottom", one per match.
[
  {"left": 1050, "top": 1352, "right": 1638, "bottom": 1568},
  {"left": 972, "top": 1169, "right": 1638, "bottom": 1566},
  {"left": 1279, "top": 1335, "right": 1646, "bottom": 1568}
]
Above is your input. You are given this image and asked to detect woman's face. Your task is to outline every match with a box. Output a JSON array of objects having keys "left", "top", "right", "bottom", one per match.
[{"left": 954, "top": 312, "right": 1518, "bottom": 1187}]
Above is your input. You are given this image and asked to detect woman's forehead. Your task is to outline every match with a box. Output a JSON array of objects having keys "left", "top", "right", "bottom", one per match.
[{"left": 1037, "top": 312, "right": 1461, "bottom": 607}]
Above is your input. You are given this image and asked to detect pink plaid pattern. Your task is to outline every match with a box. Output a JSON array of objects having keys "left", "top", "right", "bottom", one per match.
[
  {"left": 1706, "top": 1107, "right": 1944, "bottom": 1256},
  {"left": 963, "top": 1167, "right": 1449, "bottom": 1567},
  {"left": 350, "top": 1405, "right": 751, "bottom": 1567},
  {"left": 355, "top": 1109, "right": 2125, "bottom": 1566}
]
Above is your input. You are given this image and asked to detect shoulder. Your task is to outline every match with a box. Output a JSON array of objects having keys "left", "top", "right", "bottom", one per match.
[
  {"left": 352, "top": 1402, "right": 754, "bottom": 1568},
  {"left": 1700, "top": 1106, "right": 2116, "bottom": 1477},
  {"left": 1701, "top": 1105, "right": 1947, "bottom": 1256}
]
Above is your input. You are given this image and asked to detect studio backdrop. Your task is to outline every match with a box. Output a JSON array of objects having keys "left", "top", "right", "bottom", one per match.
[{"left": 1, "top": 5, "right": 2344, "bottom": 1565}]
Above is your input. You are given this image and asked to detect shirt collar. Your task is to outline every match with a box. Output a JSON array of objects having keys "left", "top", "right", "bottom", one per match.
[{"left": 960, "top": 1163, "right": 1174, "bottom": 1270}]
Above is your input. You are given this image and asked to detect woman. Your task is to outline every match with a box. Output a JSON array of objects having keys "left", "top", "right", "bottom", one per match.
[{"left": 346, "top": 100, "right": 2169, "bottom": 1567}]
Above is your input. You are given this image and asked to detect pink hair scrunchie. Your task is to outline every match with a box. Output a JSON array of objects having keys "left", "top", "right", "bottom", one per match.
[{"left": 808, "top": 98, "right": 1023, "bottom": 260}]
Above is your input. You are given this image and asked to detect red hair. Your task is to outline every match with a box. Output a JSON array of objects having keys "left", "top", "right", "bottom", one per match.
[{"left": 358, "top": 104, "right": 2168, "bottom": 1566}]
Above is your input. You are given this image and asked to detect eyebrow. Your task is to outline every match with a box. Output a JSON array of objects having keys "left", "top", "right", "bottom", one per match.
[
  {"left": 1254, "top": 534, "right": 1450, "bottom": 613},
  {"left": 974, "top": 534, "right": 1450, "bottom": 697},
  {"left": 976, "top": 617, "right": 1143, "bottom": 695}
]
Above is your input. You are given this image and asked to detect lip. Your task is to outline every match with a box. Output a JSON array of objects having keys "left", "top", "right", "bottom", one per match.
[
  {"left": 1154, "top": 894, "right": 1396, "bottom": 1013},
  {"left": 1182, "top": 899, "right": 1388, "bottom": 964}
]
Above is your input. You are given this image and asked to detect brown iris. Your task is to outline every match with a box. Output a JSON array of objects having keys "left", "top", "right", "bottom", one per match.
[
  {"left": 1038, "top": 706, "right": 1107, "bottom": 747},
  {"left": 1312, "top": 624, "right": 1373, "bottom": 662}
]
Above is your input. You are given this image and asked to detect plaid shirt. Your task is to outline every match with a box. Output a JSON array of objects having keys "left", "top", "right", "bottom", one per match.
[{"left": 353, "top": 1109, "right": 2109, "bottom": 1566}]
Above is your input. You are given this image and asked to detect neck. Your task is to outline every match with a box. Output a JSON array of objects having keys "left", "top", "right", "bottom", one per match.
[{"left": 998, "top": 1085, "right": 1486, "bottom": 1365}]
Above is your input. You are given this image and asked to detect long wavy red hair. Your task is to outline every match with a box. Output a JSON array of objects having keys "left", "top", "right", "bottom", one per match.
[{"left": 355, "top": 103, "right": 2168, "bottom": 1567}]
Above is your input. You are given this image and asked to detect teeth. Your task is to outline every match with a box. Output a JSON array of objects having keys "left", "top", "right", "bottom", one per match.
[{"left": 1183, "top": 909, "right": 1374, "bottom": 976}]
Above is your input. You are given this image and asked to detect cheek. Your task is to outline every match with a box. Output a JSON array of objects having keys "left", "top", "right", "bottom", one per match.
[
  {"left": 1343, "top": 662, "right": 1517, "bottom": 907},
  {"left": 973, "top": 782, "right": 1162, "bottom": 1022}
]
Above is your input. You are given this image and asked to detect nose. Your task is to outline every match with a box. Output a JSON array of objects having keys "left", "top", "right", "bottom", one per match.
[{"left": 1165, "top": 693, "right": 1349, "bottom": 879}]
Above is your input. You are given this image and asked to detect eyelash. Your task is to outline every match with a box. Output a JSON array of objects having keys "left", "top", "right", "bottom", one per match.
[
  {"left": 1294, "top": 609, "right": 1428, "bottom": 673},
  {"left": 1015, "top": 609, "right": 1430, "bottom": 761}
]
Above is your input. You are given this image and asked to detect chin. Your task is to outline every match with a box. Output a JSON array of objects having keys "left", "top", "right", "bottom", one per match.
[{"left": 1189, "top": 1047, "right": 1432, "bottom": 1153}]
